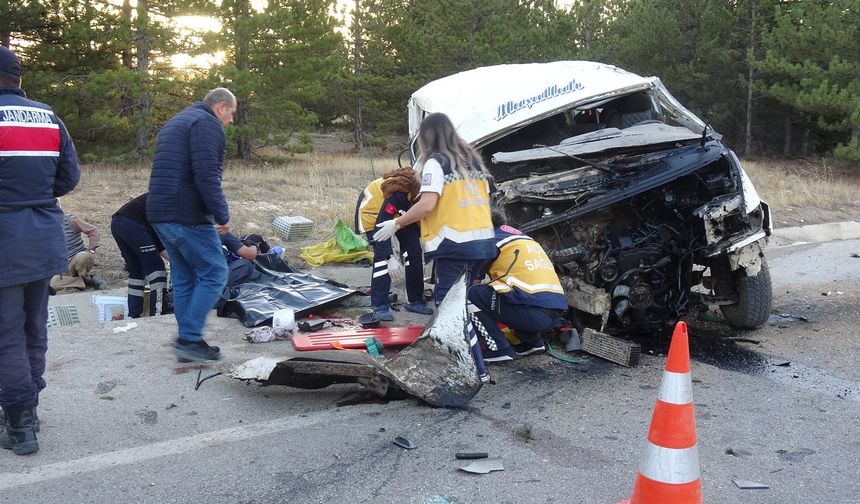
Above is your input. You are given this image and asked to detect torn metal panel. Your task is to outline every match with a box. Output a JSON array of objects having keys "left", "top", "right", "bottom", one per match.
[
  {"left": 492, "top": 123, "right": 700, "bottom": 164},
  {"left": 727, "top": 241, "right": 764, "bottom": 277},
  {"left": 694, "top": 194, "right": 743, "bottom": 246},
  {"left": 375, "top": 275, "right": 482, "bottom": 408},
  {"left": 228, "top": 275, "right": 482, "bottom": 408}
]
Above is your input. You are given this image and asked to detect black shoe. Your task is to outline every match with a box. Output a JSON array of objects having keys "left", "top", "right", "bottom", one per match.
[
  {"left": 513, "top": 339, "right": 546, "bottom": 356},
  {"left": 482, "top": 346, "right": 515, "bottom": 363},
  {"left": 0, "top": 407, "right": 39, "bottom": 433},
  {"left": 0, "top": 406, "right": 39, "bottom": 455},
  {"left": 173, "top": 339, "right": 221, "bottom": 362}
]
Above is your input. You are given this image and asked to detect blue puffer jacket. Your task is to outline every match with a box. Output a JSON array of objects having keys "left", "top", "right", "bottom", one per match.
[
  {"left": 147, "top": 102, "right": 229, "bottom": 226},
  {"left": 0, "top": 86, "right": 80, "bottom": 287}
]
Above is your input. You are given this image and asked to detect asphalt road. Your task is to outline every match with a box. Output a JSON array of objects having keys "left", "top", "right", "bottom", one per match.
[{"left": 1, "top": 238, "right": 859, "bottom": 504}]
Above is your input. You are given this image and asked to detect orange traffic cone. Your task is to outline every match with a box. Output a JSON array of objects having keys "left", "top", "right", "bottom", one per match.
[{"left": 618, "top": 321, "right": 702, "bottom": 503}]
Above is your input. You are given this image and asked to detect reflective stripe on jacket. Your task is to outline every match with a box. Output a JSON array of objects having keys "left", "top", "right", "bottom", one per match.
[
  {"left": 487, "top": 228, "right": 568, "bottom": 309},
  {"left": 420, "top": 154, "right": 496, "bottom": 261},
  {"left": 0, "top": 86, "right": 80, "bottom": 287}
]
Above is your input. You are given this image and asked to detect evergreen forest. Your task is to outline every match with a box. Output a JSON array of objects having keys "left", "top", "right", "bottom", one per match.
[{"left": 2, "top": 0, "right": 858, "bottom": 163}]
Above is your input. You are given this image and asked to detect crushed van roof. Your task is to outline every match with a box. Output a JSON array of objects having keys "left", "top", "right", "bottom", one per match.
[{"left": 408, "top": 61, "right": 654, "bottom": 147}]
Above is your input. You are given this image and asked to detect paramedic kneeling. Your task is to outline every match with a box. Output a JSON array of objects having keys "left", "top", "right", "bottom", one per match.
[{"left": 468, "top": 218, "right": 568, "bottom": 362}]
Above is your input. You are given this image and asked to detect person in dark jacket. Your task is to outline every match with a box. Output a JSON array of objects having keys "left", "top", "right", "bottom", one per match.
[
  {"left": 146, "top": 88, "right": 236, "bottom": 362},
  {"left": 111, "top": 193, "right": 170, "bottom": 318},
  {"left": 0, "top": 46, "right": 80, "bottom": 456},
  {"left": 219, "top": 231, "right": 268, "bottom": 287}
]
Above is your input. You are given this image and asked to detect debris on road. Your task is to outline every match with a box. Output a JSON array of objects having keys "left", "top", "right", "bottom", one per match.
[
  {"left": 228, "top": 276, "right": 484, "bottom": 408},
  {"left": 732, "top": 479, "right": 769, "bottom": 490},
  {"left": 112, "top": 321, "right": 138, "bottom": 333},
  {"left": 459, "top": 458, "right": 504, "bottom": 474},
  {"left": 455, "top": 452, "right": 489, "bottom": 460},
  {"left": 581, "top": 328, "right": 641, "bottom": 367},
  {"left": 393, "top": 436, "right": 417, "bottom": 450}
]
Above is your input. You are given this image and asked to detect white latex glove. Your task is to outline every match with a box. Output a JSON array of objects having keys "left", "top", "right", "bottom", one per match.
[
  {"left": 374, "top": 218, "right": 400, "bottom": 242},
  {"left": 387, "top": 256, "right": 404, "bottom": 282}
]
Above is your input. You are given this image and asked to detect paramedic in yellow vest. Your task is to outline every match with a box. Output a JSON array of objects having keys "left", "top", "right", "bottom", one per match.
[
  {"left": 373, "top": 113, "right": 497, "bottom": 380},
  {"left": 467, "top": 215, "right": 568, "bottom": 362},
  {"left": 354, "top": 168, "right": 433, "bottom": 321}
]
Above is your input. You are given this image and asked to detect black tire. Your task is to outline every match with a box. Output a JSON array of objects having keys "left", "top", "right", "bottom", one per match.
[{"left": 719, "top": 257, "right": 773, "bottom": 329}]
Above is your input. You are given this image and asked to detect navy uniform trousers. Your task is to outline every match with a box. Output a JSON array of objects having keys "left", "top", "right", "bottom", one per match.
[
  {"left": 0, "top": 279, "right": 50, "bottom": 408},
  {"left": 468, "top": 283, "right": 561, "bottom": 352},
  {"left": 366, "top": 223, "right": 423, "bottom": 308},
  {"left": 111, "top": 214, "right": 169, "bottom": 318}
]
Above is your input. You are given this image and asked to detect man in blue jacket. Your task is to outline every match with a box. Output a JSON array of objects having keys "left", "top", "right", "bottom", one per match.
[
  {"left": 0, "top": 46, "right": 80, "bottom": 455},
  {"left": 147, "top": 88, "right": 236, "bottom": 362}
]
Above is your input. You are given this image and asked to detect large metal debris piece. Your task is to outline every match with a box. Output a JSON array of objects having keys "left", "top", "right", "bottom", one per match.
[
  {"left": 375, "top": 274, "right": 482, "bottom": 407},
  {"left": 228, "top": 274, "right": 482, "bottom": 408},
  {"left": 581, "top": 328, "right": 641, "bottom": 367}
]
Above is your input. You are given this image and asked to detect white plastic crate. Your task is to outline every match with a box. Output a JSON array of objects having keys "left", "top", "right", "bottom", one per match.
[
  {"left": 273, "top": 215, "right": 314, "bottom": 241},
  {"left": 92, "top": 294, "right": 129, "bottom": 322}
]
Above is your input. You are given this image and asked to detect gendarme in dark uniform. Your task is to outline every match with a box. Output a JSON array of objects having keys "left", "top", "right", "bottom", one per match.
[{"left": 0, "top": 46, "right": 80, "bottom": 455}]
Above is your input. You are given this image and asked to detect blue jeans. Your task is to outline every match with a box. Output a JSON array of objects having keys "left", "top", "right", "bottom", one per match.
[{"left": 152, "top": 223, "right": 227, "bottom": 342}]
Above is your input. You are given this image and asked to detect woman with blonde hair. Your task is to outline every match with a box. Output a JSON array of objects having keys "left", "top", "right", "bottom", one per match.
[{"left": 373, "top": 113, "right": 496, "bottom": 380}]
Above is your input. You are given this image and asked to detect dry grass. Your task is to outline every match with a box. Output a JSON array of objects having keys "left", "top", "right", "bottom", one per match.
[
  {"left": 59, "top": 153, "right": 399, "bottom": 286},
  {"left": 743, "top": 158, "right": 860, "bottom": 213},
  {"left": 58, "top": 154, "right": 858, "bottom": 288}
]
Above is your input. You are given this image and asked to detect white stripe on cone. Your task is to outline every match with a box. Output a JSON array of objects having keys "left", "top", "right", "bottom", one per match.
[
  {"left": 657, "top": 370, "right": 693, "bottom": 405},
  {"left": 638, "top": 442, "right": 701, "bottom": 484}
]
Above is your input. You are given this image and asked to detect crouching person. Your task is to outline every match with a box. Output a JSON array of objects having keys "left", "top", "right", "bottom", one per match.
[
  {"left": 355, "top": 168, "right": 432, "bottom": 321},
  {"left": 220, "top": 232, "right": 267, "bottom": 287},
  {"left": 111, "top": 193, "right": 170, "bottom": 318},
  {"left": 468, "top": 214, "right": 568, "bottom": 362}
]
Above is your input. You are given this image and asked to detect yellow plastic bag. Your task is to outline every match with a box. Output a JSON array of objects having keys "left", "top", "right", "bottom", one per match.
[{"left": 299, "top": 220, "right": 373, "bottom": 267}]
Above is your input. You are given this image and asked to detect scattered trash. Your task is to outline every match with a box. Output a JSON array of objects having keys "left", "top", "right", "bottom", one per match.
[
  {"left": 776, "top": 447, "right": 815, "bottom": 463},
  {"left": 393, "top": 436, "right": 417, "bottom": 450},
  {"left": 767, "top": 313, "right": 809, "bottom": 326},
  {"left": 545, "top": 341, "right": 580, "bottom": 363},
  {"left": 47, "top": 305, "right": 80, "bottom": 328},
  {"left": 564, "top": 328, "right": 582, "bottom": 352},
  {"left": 731, "top": 338, "right": 761, "bottom": 345},
  {"left": 458, "top": 458, "right": 504, "bottom": 474},
  {"left": 850, "top": 253, "right": 860, "bottom": 258},
  {"left": 357, "top": 311, "right": 381, "bottom": 328},
  {"left": 732, "top": 479, "right": 769, "bottom": 490},
  {"left": 455, "top": 452, "right": 489, "bottom": 460},
  {"left": 773, "top": 361, "right": 791, "bottom": 367},
  {"left": 699, "top": 310, "right": 723, "bottom": 322},
  {"left": 298, "top": 319, "right": 327, "bottom": 332},
  {"left": 245, "top": 326, "right": 278, "bottom": 343},
  {"left": 230, "top": 275, "right": 484, "bottom": 408},
  {"left": 112, "top": 321, "right": 138, "bottom": 334},
  {"left": 821, "top": 291, "right": 844, "bottom": 296},
  {"left": 194, "top": 368, "right": 222, "bottom": 390},
  {"left": 365, "top": 337, "right": 384, "bottom": 358},
  {"left": 272, "top": 307, "right": 296, "bottom": 334}
]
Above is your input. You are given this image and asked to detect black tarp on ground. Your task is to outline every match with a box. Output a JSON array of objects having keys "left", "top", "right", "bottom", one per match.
[{"left": 216, "top": 253, "right": 358, "bottom": 327}]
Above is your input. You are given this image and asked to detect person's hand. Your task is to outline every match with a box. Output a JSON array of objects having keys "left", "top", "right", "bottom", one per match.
[
  {"left": 387, "top": 256, "right": 404, "bottom": 282},
  {"left": 374, "top": 218, "right": 400, "bottom": 242},
  {"left": 215, "top": 221, "right": 231, "bottom": 235}
]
